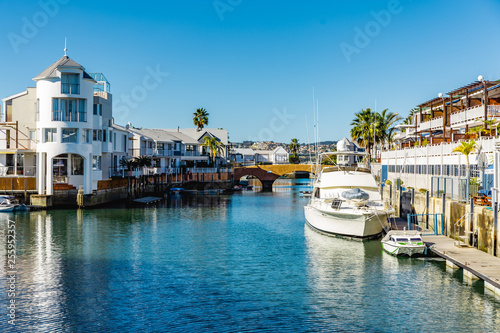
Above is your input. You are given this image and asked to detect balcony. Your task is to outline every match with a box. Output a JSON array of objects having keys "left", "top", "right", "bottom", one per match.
[
  {"left": 450, "top": 104, "right": 485, "bottom": 128},
  {"left": 430, "top": 117, "right": 444, "bottom": 130},
  {"left": 154, "top": 149, "right": 174, "bottom": 156},
  {"left": 0, "top": 166, "right": 37, "bottom": 177},
  {"left": 182, "top": 151, "right": 199, "bottom": 156}
]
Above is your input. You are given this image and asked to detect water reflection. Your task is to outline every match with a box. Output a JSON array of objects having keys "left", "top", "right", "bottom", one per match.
[
  {"left": 1, "top": 189, "right": 500, "bottom": 331},
  {"left": 304, "top": 225, "right": 500, "bottom": 331}
]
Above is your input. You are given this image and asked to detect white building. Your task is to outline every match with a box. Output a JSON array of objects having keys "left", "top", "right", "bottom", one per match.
[
  {"left": 381, "top": 77, "right": 500, "bottom": 199},
  {"left": 230, "top": 147, "right": 289, "bottom": 165},
  {"left": 336, "top": 137, "right": 362, "bottom": 166},
  {"left": 126, "top": 127, "right": 229, "bottom": 172},
  {"left": 0, "top": 52, "right": 124, "bottom": 195}
]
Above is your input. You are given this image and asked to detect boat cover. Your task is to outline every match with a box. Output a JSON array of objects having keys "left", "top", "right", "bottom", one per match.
[{"left": 341, "top": 188, "right": 369, "bottom": 200}]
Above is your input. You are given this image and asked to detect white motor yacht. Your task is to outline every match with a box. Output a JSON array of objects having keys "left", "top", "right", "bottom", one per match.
[{"left": 304, "top": 151, "right": 393, "bottom": 239}]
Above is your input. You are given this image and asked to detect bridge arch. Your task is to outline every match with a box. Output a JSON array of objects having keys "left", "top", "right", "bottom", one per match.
[
  {"left": 234, "top": 167, "right": 280, "bottom": 191},
  {"left": 234, "top": 164, "right": 319, "bottom": 191}
]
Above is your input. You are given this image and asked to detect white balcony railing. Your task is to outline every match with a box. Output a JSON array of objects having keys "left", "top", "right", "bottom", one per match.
[
  {"left": 0, "top": 166, "right": 36, "bottom": 177},
  {"left": 419, "top": 120, "right": 431, "bottom": 132},
  {"left": 430, "top": 116, "right": 444, "bottom": 130},
  {"left": 450, "top": 104, "right": 485, "bottom": 127}
]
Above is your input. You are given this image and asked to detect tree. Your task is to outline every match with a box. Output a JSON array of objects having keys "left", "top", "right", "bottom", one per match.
[
  {"left": 289, "top": 138, "right": 300, "bottom": 164},
  {"left": 119, "top": 157, "right": 135, "bottom": 171},
  {"left": 203, "top": 136, "right": 225, "bottom": 165},
  {"left": 350, "top": 108, "right": 375, "bottom": 155},
  {"left": 136, "top": 155, "right": 152, "bottom": 168},
  {"left": 401, "top": 108, "right": 419, "bottom": 130},
  {"left": 376, "top": 109, "right": 402, "bottom": 149},
  {"left": 453, "top": 139, "right": 477, "bottom": 199},
  {"left": 193, "top": 108, "right": 209, "bottom": 131},
  {"left": 467, "top": 126, "right": 487, "bottom": 139}
]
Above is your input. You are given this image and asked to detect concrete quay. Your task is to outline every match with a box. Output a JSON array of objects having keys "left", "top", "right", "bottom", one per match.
[{"left": 423, "top": 235, "right": 500, "bottom": 297}]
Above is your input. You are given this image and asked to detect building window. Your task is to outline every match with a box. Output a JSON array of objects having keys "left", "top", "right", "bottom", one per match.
[
  {"left": 83, "top": 129, "right": 91, "bottom": 143},
  {"left": 93, "top": 130, "right": 102, "bottom": 141},
  {"left": 92, "top": 156, "right": 101, "bottom": 170},
  {"left": 113, "top": 133, "right": 117, "bottom": 150},
  {"left": 29, "top": 130, "right": 36, "bottom": 142},
  {"left": 93, "top": 104, "right": 102, "bottom": 116},
  {"left": 62, "top": 128, "right": 78, "bottom": 143},
  {"left": 123, "top": 134, "right": 127, "bottom": 152},
  {"left": 52, "top": 98, "right": 86, "bottom": 122},
  {"left": 78, "top": 100, "right": 86, "bottom": 122},
  {"left": 61, "top": 73, "right": 79, "bottom": 94},
  {"left": 36, "top": 99, "right": 39, "bottom": 121},
  {"left": 103, "top": 129, "right": 107, "bottom": 142},
  {"left": 44, "top": 128, "right": 57, "bottom": 143},
  {"left": 109, "top": 130, "right": 112, "bottom": 142},
  {"left": 71, "top": 155, "right": 84, "bottom": 175}
]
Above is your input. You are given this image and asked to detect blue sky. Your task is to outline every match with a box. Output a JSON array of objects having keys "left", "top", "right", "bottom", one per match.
[{"left": 1, "top": 0, "right": 500, "bottom": 143}]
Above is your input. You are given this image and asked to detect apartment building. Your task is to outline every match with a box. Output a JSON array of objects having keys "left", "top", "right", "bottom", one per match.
[
  {"left": 381, "top": 76, "right": 500, "bottom": 198},
  {"left": 0, "top": 53, "right": 122, "bottom": 194}
]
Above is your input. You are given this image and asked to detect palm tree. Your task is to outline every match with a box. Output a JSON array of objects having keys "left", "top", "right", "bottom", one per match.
[
  {"left": 453, "top": 139, "right": 477, "bottom": 199},
  {"left": 289, "top": 138, "right": 300, "bottom": 163},
  {"left": 401, "top": 108, "right": 419, "bottom": 128},
  {"left": 203, "top": 136, "right": 225, "bottom": 165},
  {"left": 136, "top": 155, "right": 152, "bottom": 168},
  {"left": 350, "top": 108, "right": 375, "bottom": 155},
  {"left": 119, "top": 157, "right": 135, "bottom": 171},
  {"left": 193, "top": 108, "right": 209, "bottom": 131},
  {"left": 376, "top": 109, "right": 401, "bottom": 149},
  {"left": 467, "top": 126, "right": 487, "bottom": 139}
]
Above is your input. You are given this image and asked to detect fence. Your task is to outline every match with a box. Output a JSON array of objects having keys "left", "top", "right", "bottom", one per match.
[
  {"left": 407, "top": 213, "right": 444, "bottom": 235},
  {"left": 431, "top": 176, "right": 468, "bottom": 201}
]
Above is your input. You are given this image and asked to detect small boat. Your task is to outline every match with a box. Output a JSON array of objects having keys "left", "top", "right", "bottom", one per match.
[
  {"left": 169, "top": 188, "right": 184, "bottom": 195},
  {"left": 232, "top": 185, "right": 243, "bottom": 191},
  {"left": 381, "top": 230, "right": 426, "bottom": 256},
  {"left": 300, "top": 190, "right": 312, "bottom": 197},
  {"left": 0, "top": 195, "right": 29, "bottom": 212}
]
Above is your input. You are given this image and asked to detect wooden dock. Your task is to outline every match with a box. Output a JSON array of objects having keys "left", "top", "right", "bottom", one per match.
[
  {"left": 423, "top": 235, "right": 500, "bottom": 296},
  {"left": 132, "top": 196, "right": 162, "bottom": 205}
]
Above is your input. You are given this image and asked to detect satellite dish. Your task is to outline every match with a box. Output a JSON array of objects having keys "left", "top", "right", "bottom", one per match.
[{"left": 477, "top": 152, "right": 488, "bottom": 172}]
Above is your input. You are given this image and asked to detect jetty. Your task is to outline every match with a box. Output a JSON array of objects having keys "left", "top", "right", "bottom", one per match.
[
  {"left": 423, "top": 235, "right": 500, "bottom": 296},
  {"left": 132, "top": 197, "right": 162, "bottom": 205}
]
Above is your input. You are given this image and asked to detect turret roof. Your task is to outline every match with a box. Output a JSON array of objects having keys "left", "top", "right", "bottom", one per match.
[{"left": 33, "top": 55, "right": 94, "bottom": 81}]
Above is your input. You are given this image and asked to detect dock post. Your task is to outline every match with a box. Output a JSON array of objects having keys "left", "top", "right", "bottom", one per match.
[
  {"left": 470, "top": 198, "right": 475, "bottom": 247},
  {"left": 426, "top": 190, "right": 430, "bottom": 229},
  {"left": 442, "top": 193, "right": 446, "bottom": 235},
  {"left": 389, "top": 184, "right": 393, "bottom": 204},
  {"left": 494, "top": 202, "right": 498, "bottom": 257}
]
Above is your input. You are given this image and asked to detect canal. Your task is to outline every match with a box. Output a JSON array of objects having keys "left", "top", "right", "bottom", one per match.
[{"left": 1, "top": 179, "right": 499, "bottom": 332}]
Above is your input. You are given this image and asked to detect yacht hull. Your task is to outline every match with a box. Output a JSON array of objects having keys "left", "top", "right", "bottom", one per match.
[{"left": 304, "top": 205, "right": 388, "bottom": 239}]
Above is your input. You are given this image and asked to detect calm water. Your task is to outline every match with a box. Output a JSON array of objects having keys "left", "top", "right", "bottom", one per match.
[{"left": 1, "top": 179, "right": 499, "bottom": 332}]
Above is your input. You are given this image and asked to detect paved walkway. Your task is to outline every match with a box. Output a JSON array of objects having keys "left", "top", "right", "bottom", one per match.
[{"left": 423, "top": 235, "right": 500, "bottom": 291}]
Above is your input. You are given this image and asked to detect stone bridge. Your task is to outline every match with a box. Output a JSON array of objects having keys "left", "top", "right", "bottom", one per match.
[{"left": 234, "top": 164, "right": 323, "bottom": 191}]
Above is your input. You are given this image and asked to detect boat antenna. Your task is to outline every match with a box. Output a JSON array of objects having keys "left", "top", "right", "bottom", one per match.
[
  {"left": 305, "top": 114, "right": 312, "bottom": 173},
  {"left": 374, "top": 99, "right": 377, "bottom": 162}
]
